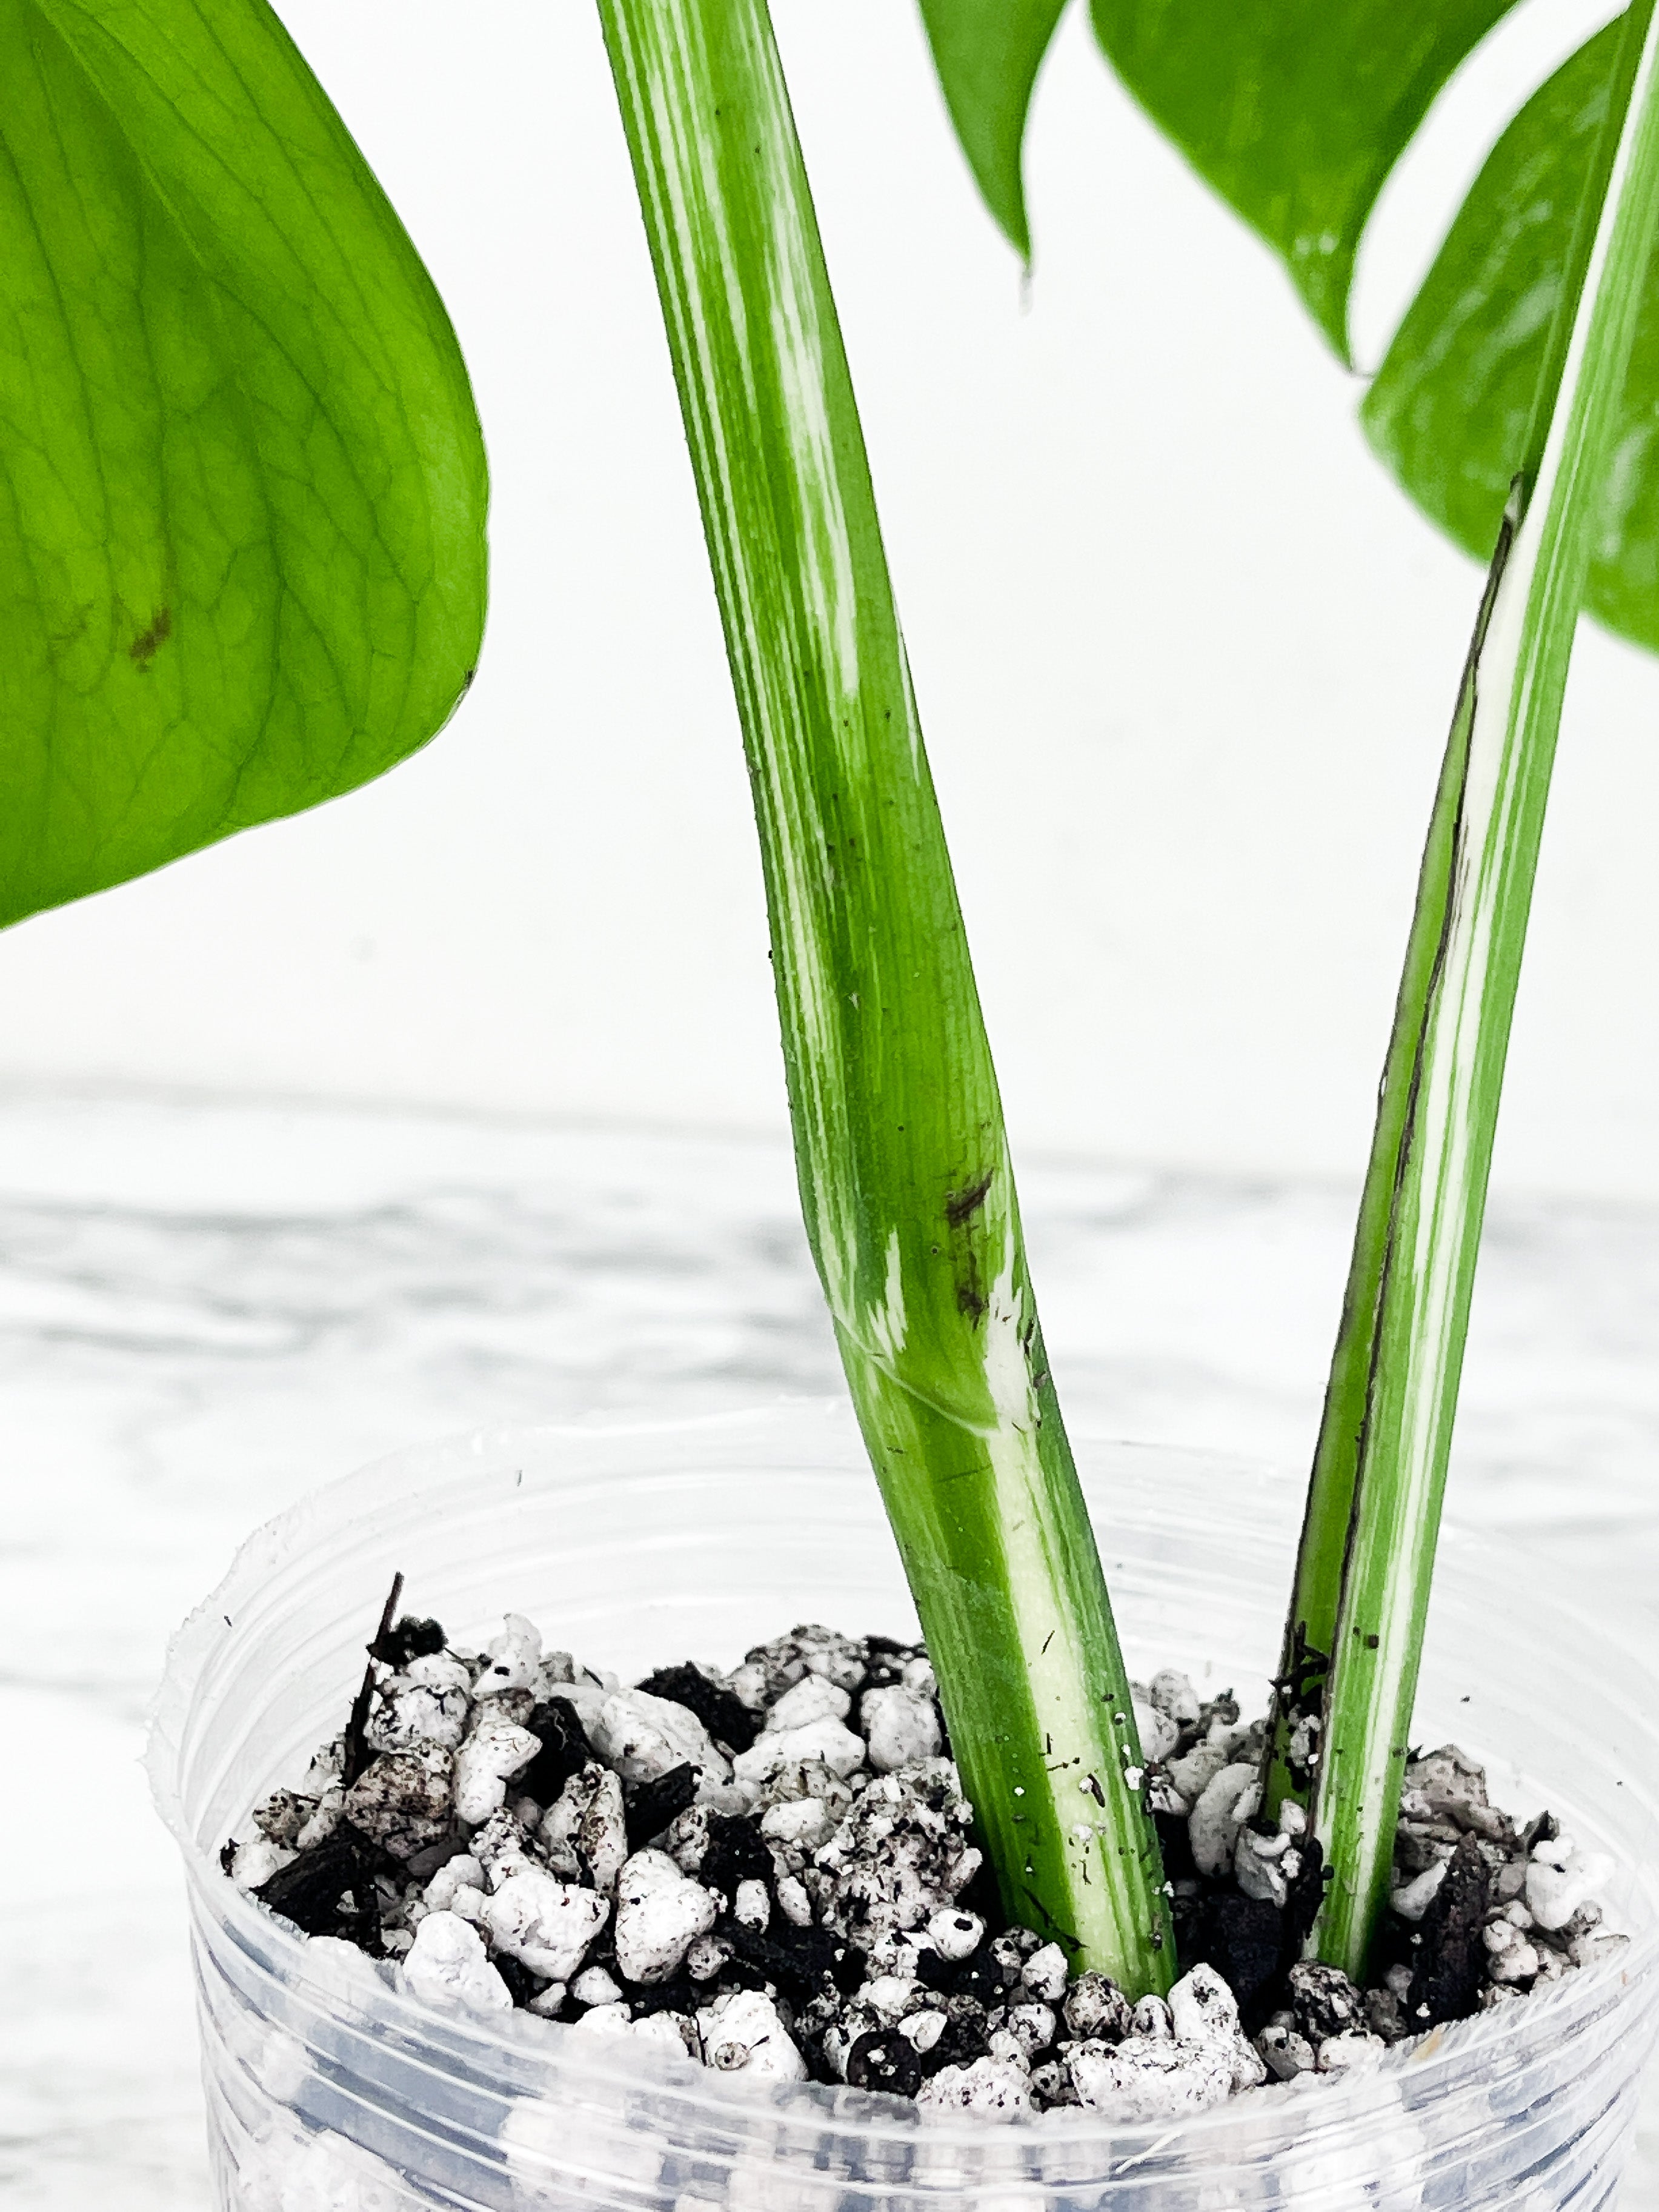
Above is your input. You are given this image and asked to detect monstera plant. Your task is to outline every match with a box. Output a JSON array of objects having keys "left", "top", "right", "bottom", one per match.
[
  {"left": 4, "top": 0, "right": 1656, "bottom": 2006},
  {"left": 594, "top": 0, "right": 1659, "bottom": 1994}
]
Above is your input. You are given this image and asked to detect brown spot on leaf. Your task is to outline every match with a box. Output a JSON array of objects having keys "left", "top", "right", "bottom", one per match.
[
  {"left": 945, "top": 1171, "right": 994, "bottom": 1229},
  {"left": 129, "top": 606, "right": 172, "bottom": 667}
]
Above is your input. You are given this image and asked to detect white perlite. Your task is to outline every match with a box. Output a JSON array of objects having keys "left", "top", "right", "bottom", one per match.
[
  {"left": 453, "top": 1712, "right": 540, "bottom": 1825},
  {"left": 1063, "top": 1965, "right": 1265, "bottom": 2121},
  {"left": 402, "top": 1912, "right": 512, "bottom": 2014},
  {"left": 733, "top": 1878, "right": 770, "bottom": 1930},
  {"left": 590, "top": 1690, "right": 730, "bottom": 1787},
  {"left": 698, "top": 1989, "right": 806, "bottom": 2079},
  {"left": 763, "top": 1675, "right": 851, "bottom": 1733},
  {"left": 367, "top": 1650, "right": 473, "bottom": 1753},
  {"left": 917, "top": 2056, "right": 1032, "bottom": 2120},
  {"left": 733, "top": 1715, "right": 866, "bottom": 1788},
  {"left": 862, "top": 1685, "right": 942, "bottom": 1772},
  {"left": 927, "top": 1907, "right": 983, "bottom": 1961},
  {"left": 474, "top": 1614, "right": 544, "bottom": 1697},
  {"left": 613, "top": 1850, "right": 720, "bottom": 1982},
  {"left": 1188, "top": 1761, "right": 1259, "bottom": 1879},
  {"left": 540, "top": 1762, "right": 628, "bottom": 1893},
  {"left": 1527, "top": 1835, "right": 1616, "bottom": 1932},
  {"left": 485, "top": 1869, "right": 610, "bottom": 1981},
  {"left": 812, "top": 1758, "right": 982, "bottom": 1939},
  {"left": 1020, "top": 1942, "right": 1068, "bottom": 2004},
  {"left": 342, "top": 1744, "right": 453, "bottom": 1859},
  {"left": 238, "top": 2119, "right": 409, "bottom": 2212}
]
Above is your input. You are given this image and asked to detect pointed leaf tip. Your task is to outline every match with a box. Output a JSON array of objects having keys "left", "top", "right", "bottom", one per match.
[
  {"left": 1088, "top": 0, "right": 1521, "bottom": 365},
  {"left": 917, "top": 0, "right": 1068, "bottom": 259}
]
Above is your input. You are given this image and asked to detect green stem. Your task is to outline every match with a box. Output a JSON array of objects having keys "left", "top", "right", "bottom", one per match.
[
  {"left": 594, "top": 0, "right": 1171, "bottom": 1988},
  {"left": 1281, "top": 0, "right": 1659, "bottom": 1975},
  {"left": 1263, "top": 499, "right": 1517, "bottom": 1820}
]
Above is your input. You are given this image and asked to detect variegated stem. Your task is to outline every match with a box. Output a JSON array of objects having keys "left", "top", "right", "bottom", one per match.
[
  {"left": 1267, "top": 4, "right": 1658, "bottom": 1836},
  {"left": 594, "top": 0, "right": 1171, "bottom": 1987},
  {"left": 1295, "top": 0, "right": 1659, "bottom": 1976},
  {"left": 1262, "top": 505, "right": 1516, "bottom": 1822}
]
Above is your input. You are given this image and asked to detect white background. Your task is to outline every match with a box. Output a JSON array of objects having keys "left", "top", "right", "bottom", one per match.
[{"left": 0, "top": 0, "right": 1651, "bottom": 1195}]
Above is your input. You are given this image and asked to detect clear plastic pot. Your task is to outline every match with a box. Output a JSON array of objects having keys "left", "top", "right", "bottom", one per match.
[{"left": 150, "top": 1401, "right": 1659, "bottom": 2210}]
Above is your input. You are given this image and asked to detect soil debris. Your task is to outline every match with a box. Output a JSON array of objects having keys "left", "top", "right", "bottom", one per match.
[{"left": 226, "top": 1614, "right": 1624, "bottom": 2117}]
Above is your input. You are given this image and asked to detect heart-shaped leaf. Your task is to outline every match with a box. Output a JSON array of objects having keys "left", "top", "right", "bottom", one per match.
[{"left": 0, "top": 0, "right": 487, "bottom": 930}]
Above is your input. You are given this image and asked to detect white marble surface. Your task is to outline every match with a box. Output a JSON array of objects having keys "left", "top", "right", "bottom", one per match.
[{"left": 3, "top": 1087, "right": 1658, "bottom": 2205}]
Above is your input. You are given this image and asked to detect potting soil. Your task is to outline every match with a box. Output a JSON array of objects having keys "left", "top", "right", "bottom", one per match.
[{"left": 224, "top": 1606, "right": 1626, "bottom": 2121}]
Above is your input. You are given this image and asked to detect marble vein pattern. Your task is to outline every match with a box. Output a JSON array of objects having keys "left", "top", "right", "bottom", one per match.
[{"left": 1, "top": 1089, "right": 1655, "bottom": 2206}]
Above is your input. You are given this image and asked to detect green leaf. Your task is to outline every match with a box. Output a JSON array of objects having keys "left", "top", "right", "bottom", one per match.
[
  {"left": 1363, "top": 21, "right": 1659, "bottom": 657},
  {"left": 0, "top": 0, "right": 487, "bottom": 931},
  {"left": 916, "top": 0, "right": 1067, "bottom": 259},
  {"left": 1088, "top": 0, "right": 1518, "bottom": 360},
  {"left": 924, "top": 0, "right": 1659, "bottom": 651}
]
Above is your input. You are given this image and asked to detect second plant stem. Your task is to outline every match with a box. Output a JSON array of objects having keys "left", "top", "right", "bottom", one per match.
[{"left": 1273, "top": 0, "right": 1659, "bottom": 1976}]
